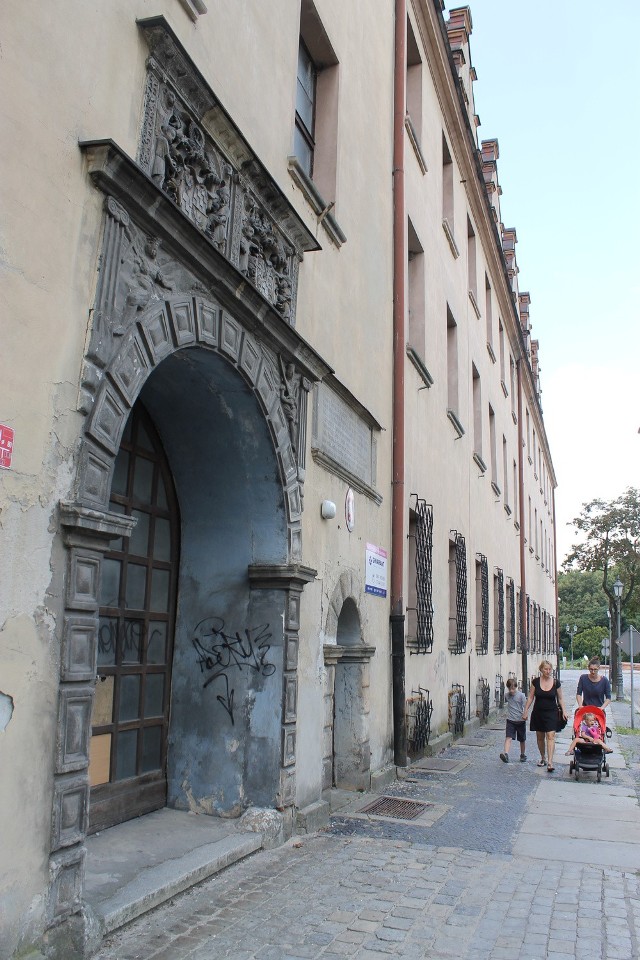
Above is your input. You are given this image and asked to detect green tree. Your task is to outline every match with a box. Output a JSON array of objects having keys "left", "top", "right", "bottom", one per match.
[
  {"left": 564, "top": 487, "right": 640, "bottom": 687},
  {"left": 558, "top": 570, "right": 609, "bottom": 636},
  {"left": 573, "top": 626, "right": 608, "bottom": 662}
]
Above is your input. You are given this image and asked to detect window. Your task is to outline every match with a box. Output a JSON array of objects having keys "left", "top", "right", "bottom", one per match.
[
  {"left": 294, "top": 40, "right": 316, "bottom": 178},
  {"left": 485, "top": 275, "right": 494, "bottom": 356},
  {"left": 407, "top": 497, "right": 434, "bottom": 655},
  {"left": 406, "top": 18, "right": 423, "bottom": 144},
  {"left": 498, "top": 318, "right": 506, "bottom": 388},
  {"left": 494, "top": 569, "right": 504, "bottom": 654},
  {"left": 408, "top": 218, "right": 425, "bottom": 355},
  {"left": 290, "top": 2, "right": 340, "bottom": 222},
  {"left": 442, "top": 135, "right": 456, "bottom": 256},
  {"left": 475, "top": 554, "right": 489, "bottom": 654},
  {"left": 467, "top": 218, "right": 478, "bottom": 310},
  {"left": 449, "top": 531, "right": 467, "bottom": 653},
  {"left": 447, "top": 307, "right": 461, "bottom": 430},
  {"left": 489, "top": 404, "right": 498, "bottom": 492},
  {"left": 472, "top": 365, "right": 484, "bottom": 467},
  {"left": 443, "top": 136, "right": 454, "bottom": 222},
  {"left": 509, "top": 356, "right": 516, "bottom": 419},
  {"left": 513, "top": 459, "right": 518, "bottom": 518},
  {"left": 502, "top": 436, "right": 509, "bottom": 512},
  {"left": 506, "top": 579, "right": 515, "bottom": 653}
]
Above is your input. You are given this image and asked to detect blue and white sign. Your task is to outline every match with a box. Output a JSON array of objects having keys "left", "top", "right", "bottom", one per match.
[{"left": 365, "top": 542, "right": 388, "bottom": 597}]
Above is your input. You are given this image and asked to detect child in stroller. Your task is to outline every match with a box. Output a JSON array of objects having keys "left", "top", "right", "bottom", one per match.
[{"left": 566, "top": 706, "right": 612, "bottom": 781}]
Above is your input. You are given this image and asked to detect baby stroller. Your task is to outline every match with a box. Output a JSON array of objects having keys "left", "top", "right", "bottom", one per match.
[{"left": 568, "top": 705, "right": 612, "bottom": 782}]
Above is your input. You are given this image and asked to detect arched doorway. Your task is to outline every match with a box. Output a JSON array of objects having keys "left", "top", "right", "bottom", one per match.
[
  {"left": 52, "top": 293, "right": 321, "bottom": 883},
  {"left": 322, "top": 578, "right": 376, "bottom": 793},
  {"left": 333, "top": 600, "right": 372, "bottom": 790},
  {"left": 89, "top": 404, "right": 179, "bottom": 831}
]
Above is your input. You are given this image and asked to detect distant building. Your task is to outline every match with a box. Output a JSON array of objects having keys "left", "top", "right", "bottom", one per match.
[{"left": 0, "top": 2, "right": 556, "bottom": 956}]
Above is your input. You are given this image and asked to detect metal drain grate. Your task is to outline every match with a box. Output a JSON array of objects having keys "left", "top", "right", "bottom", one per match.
[
  {"left": 412, "top": 757, "right": 463, "bottom": 772},
  {"left": 359, "top": 796, "right": 429, "bottom": 820}
]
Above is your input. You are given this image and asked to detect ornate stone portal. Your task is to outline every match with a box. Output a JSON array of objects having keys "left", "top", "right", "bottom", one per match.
[{"left": 47, "top": 16, "right": 330, "bottom": 949}]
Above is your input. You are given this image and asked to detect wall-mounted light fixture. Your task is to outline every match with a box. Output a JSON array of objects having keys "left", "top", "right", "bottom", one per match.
[{"left": 321, "top": 500, "right": 336, "bottom": 520}]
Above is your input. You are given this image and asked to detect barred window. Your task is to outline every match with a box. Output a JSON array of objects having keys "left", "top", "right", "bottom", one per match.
[
  {"left": 449, "top": 531, "right": 467, "bottom": 654},
  {"left": 494, "top": 568, "right": 504, "bottom": 654},
  {"left": 407, "top": 497, "right": 434, "bottom": 655},
  {"left": 506, "top": 578, "right": 515, "bottom": 653},
  {"left": 475, "top": 554, "right": 489, "bottom": 654}
]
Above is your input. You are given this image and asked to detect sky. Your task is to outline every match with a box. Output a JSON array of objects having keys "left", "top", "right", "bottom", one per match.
[{"left": 454, "top": 1, "right": 640, "bottom": 565}]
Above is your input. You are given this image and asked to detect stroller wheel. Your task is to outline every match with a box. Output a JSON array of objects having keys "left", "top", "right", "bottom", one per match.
[
  {"left": 569, "top": 761, "right": 574, "bottom": 774},
  {"left": 597, "top": 769, "right": 601, "bottom": 782},
  {"left": 575, "top": 768, "right": 579, "bottom": 780},
  {"left": 605, "top": 765, "right": 610, "bottom": 777}
]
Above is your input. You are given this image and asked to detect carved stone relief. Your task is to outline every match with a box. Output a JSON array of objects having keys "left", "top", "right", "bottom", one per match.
[
  {"left": 82, "top": 190, "right": 314, "bottom": 480},
  {"left": 137, "top": 23, "right": 300, "bottom": 326}
]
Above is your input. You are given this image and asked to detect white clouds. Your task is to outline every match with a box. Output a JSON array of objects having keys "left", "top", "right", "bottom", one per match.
[{"left": 544, "top": 363, "right": 640, "bottom": 563}]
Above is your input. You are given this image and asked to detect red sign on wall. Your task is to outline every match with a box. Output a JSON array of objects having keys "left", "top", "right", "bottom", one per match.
[{"left": 0, "top": 425, "right": 15, "bottom": 469}]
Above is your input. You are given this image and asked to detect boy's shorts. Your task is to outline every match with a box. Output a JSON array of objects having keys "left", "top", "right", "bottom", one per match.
[{"left": 506, "top": 719, "right": 526, "bottom": 742}]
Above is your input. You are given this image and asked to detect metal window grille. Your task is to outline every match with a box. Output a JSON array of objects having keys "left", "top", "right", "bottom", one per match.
[
  {"left": 450, "top": 531, "right": 467, "bottom": 654},
  {"left": 526, "top": 596, "right": 531, "bottom": 652},
  {"left": 494, "top": 567, "right": 504, "bottom": 653},
  {"left": 406, "top": 686, "right": 434, "bottom": 754},
  {"left": 536, "top": 603, "right": 541, "bottom": 653},
  {"left": 448, "top": 684, "right": 466, "bottom": 735},
  {"left": 477, "top": 677, "right": 490, "bottom": 720},
  {"left": 495, "top": 674, "right": 505, "bottom": 708},
  {"left": 507, "top": 579, "right": 515, "bottom": 653},
  {"left": 476, "top": 554, "right": 489, "bottom": 654},
  {"left": 408, "top": 497, "right": 434, "bottom": 655},
  {"left": 518, "top": 593, "right": 528, "bottom": 653}
]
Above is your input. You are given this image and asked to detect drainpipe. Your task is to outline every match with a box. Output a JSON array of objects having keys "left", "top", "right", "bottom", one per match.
[
  {"left": 517, "top": 357, "right": 528, "bottom": 690},
  {"left": 391, "top": 0, "right": 407, "bottom": 766}
]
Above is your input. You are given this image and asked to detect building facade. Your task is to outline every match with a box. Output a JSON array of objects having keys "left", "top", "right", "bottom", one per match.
[{"left": 0, "top": 1, "right": 556, "bottom": 956}]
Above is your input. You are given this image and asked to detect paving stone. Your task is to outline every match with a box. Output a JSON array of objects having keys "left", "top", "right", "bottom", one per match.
[{"left": 92, "top": 681, "right": 640, "bottom": 960}]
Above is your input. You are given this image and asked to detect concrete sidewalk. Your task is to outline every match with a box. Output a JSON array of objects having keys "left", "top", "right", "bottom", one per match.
[
  {"left": 512, "top": 669, "right": 640, "bottom": 871},
  {"left": 84, "top": 808, "right": 263, "bottom": 934}
]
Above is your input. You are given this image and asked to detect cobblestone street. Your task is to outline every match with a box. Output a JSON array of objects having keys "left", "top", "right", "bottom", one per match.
[{"left": 94, "top": 673, "right": 640, "bottom": 960}]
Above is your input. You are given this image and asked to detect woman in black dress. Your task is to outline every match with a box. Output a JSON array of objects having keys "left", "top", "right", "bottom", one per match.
[{"left": 522, "top": 659, "right": 567, "bottom": 772}]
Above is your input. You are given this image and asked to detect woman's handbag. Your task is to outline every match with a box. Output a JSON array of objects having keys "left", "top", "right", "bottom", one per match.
[{"left": 556, "top": 703, "right": 567, "bottom": 731}]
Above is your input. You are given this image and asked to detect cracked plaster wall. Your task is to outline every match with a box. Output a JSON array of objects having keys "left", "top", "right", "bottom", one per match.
[{"left": 0, "top": 380, "right": 80, "bottom": 956}]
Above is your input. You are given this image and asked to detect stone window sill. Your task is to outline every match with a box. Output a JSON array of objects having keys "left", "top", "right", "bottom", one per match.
[{"left": 287, "top": 156, "right": 346, "bottom": 248}]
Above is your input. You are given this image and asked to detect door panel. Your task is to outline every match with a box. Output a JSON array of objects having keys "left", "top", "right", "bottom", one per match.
[{"left": 89, "top": 404, "right": 179, "bottom": 833}]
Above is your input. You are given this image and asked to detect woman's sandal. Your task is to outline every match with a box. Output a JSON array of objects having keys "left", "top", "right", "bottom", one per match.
[
  {"left": 547, "top": 765, "right": 555, "bottom": 772},
  {"left": 537, "top": 758, "right": 546, "bottom": 767}
]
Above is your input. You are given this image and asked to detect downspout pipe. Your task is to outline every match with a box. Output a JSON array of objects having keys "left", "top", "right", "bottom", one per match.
[
  {"left": 517, "top": 357, "right": 528, "bottom": 690},
  {"left": 391, "top": 0, "right": 407, "bottom": 766}
]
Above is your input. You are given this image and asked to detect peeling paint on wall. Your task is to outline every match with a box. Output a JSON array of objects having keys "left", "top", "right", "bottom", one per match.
[{"left": 0, "top": 691, "right": 14, "bottom": 731}]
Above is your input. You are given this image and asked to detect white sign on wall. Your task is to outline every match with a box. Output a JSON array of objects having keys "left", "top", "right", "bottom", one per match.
[{"left": 365, "top": 542, "right": 387, "bottom": 598}]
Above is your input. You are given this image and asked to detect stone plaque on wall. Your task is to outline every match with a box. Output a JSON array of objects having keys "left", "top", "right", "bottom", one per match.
[{"left": 312, "top": 383, "right": 381, "bottom": 503}]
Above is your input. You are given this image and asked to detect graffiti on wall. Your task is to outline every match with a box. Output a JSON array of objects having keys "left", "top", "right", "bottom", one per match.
[{"left": 192, "top": 617, "right": 276, "bottom": 724}]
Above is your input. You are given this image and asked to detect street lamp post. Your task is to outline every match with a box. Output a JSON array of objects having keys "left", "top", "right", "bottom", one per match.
[
  {"left": 565, "top": 623, "right": 577, "bottom": 666},
  {"left": 606, "top": 609, "right": 611, "bottom": 670},
  {"left": 613, "top": 577, "right": 624, "bottom": 700}
]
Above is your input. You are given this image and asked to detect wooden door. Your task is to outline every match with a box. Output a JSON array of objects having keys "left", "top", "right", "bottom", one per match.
[{"left": 89, "top": 404, "right": 179, "bottom": 832}]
